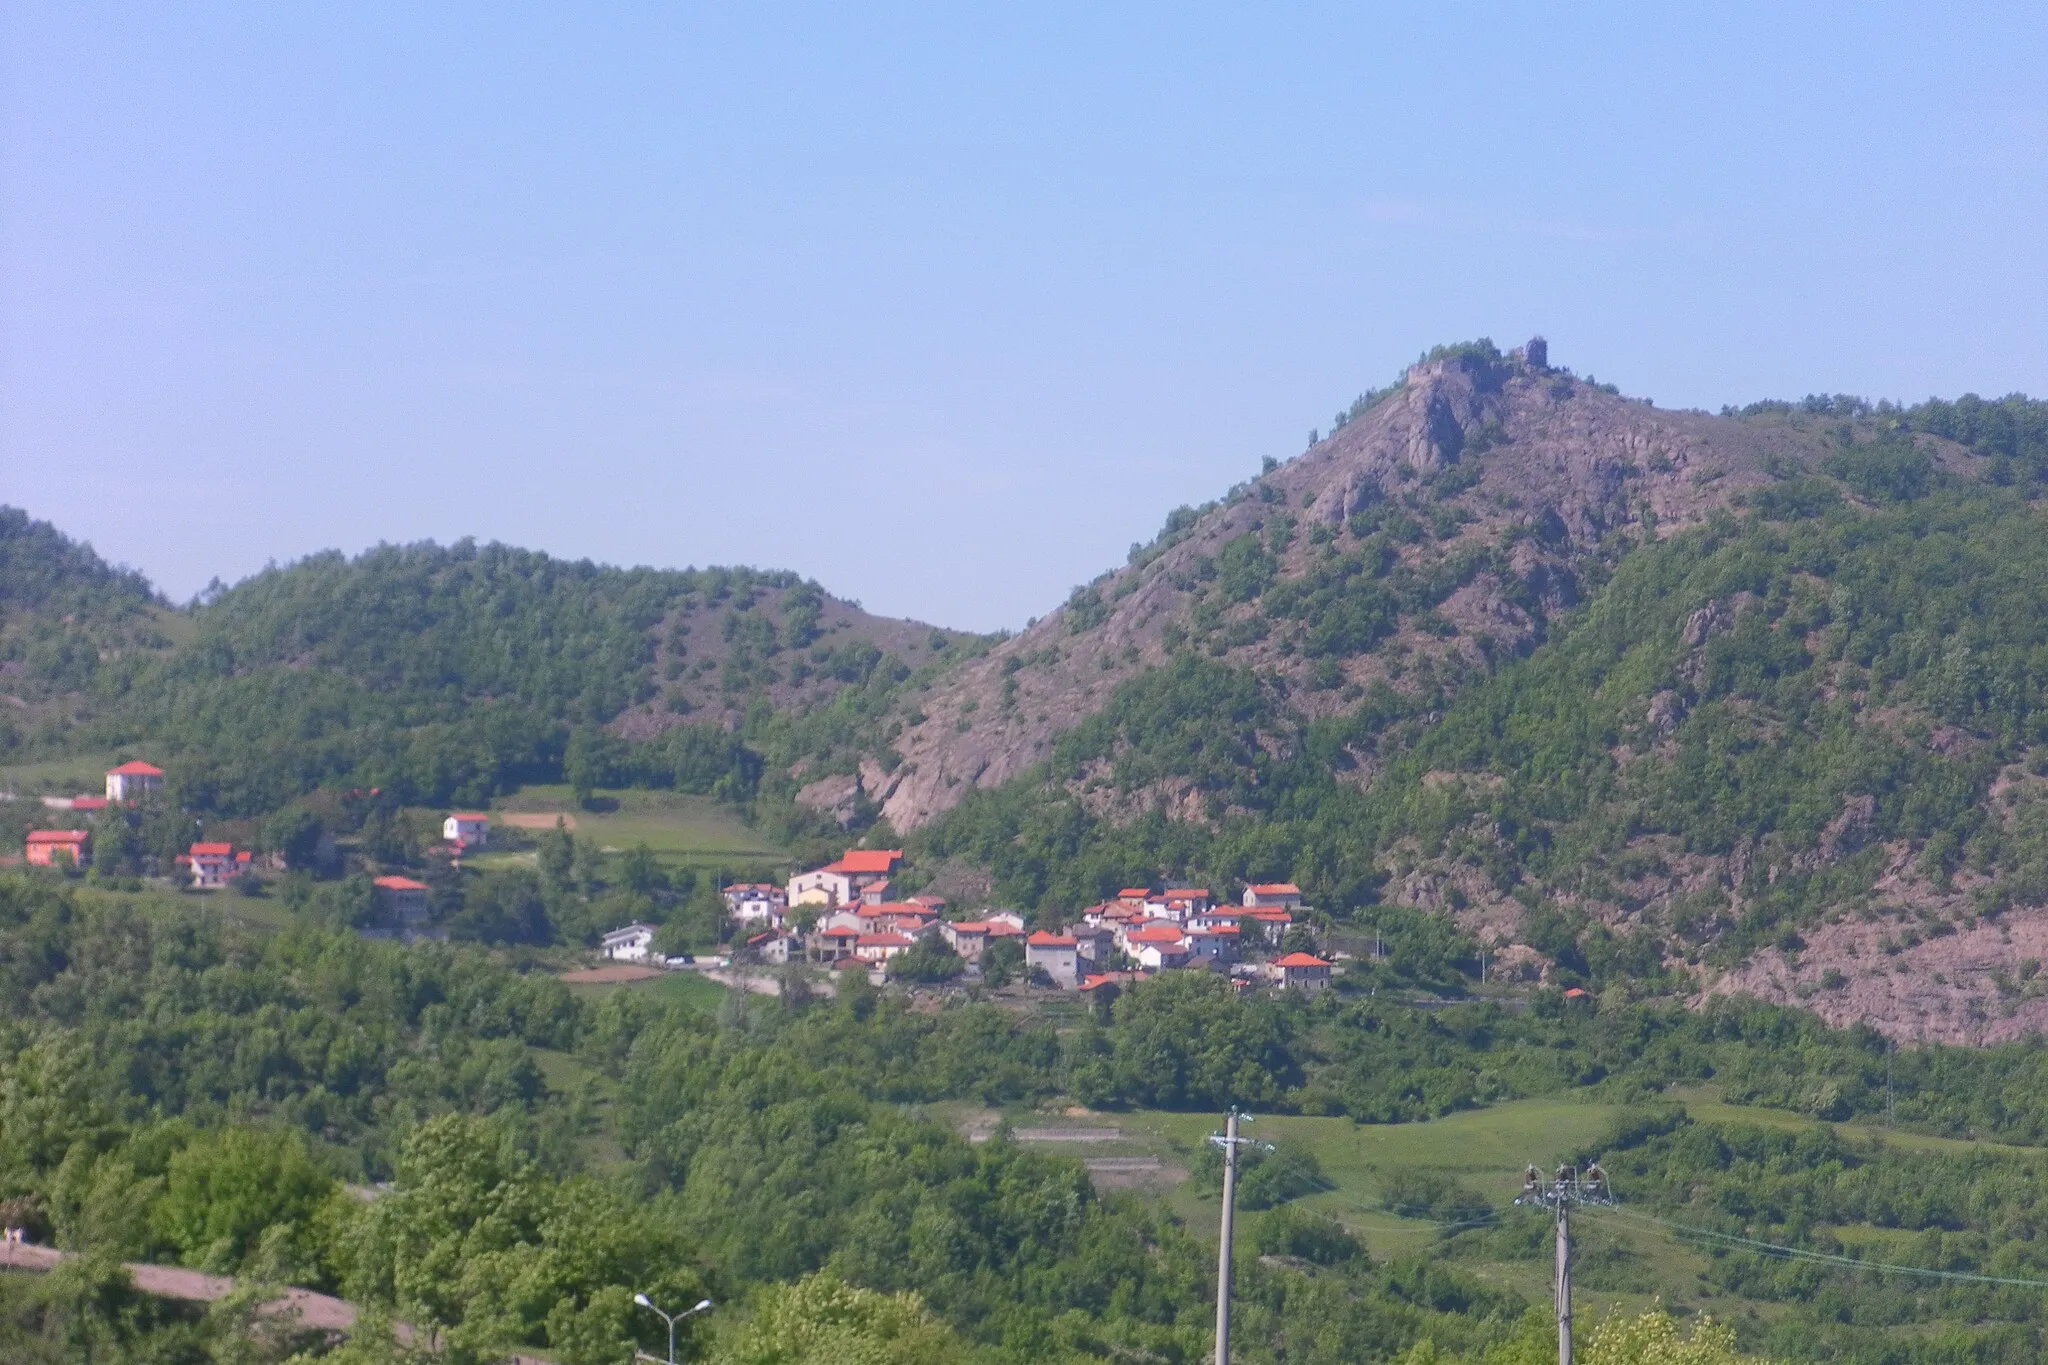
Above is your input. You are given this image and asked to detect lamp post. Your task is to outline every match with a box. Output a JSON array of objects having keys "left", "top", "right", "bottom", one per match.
[{"left": 633, "top": 1294, "right": 713, "bottom": 1365}]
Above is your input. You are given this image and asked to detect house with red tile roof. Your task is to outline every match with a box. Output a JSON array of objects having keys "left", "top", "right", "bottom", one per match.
[
  {"left": 1126, "top": 922, "right": 1190, "bottom": 972},
  {"left": 1271, "top": 952, "right": 1333, "bottom": 993},
  {"left": 1243, "top": 883, "right": 1304, "bottom": 910},
  {"left": 787, "top": 848, "right": 905, "bottom": 908},
  {"left": 1025, "top": 931, "right": 1079, "bottom": 988},
  {"left": 186, "top": 842, "right": 242, "bottom": 889},
  {"left": 25, "top": 829, "right": 89, "bottom": 869},
  {"left": 105, "top": 760, "right": 164, "bottom": 802},
  {"left": 941, "top": 921, "right": 992, "bottom": 961},
  {"left": 1080, "top": 971, "right": 1140, "bottom": 993},
  {"left": 856, "top": 904, "right": 935, "bottom": 936},
  {"left": 373, "top": 875, "right": 430, "bottom": 932},
  {"left": 744, "top": 930, "right": 795, "bottom": 965},
  {"left": 442, "top": 813, "right": 489, "bottom": 849},
  {"left": 854, "top": 931, "right": 914, "bottom": 964}
]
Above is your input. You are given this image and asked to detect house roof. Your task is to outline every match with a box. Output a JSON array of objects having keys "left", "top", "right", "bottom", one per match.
[
  {"left": 1190, "top": 926, "right": 1240, "bottom": 937},
  {"left": 947, "top": 921, "right": 990, "bottom": 935},
  {"left": 1245, "top": 908, "right": 1294, "bottom": 922},
  {"left": 831, "top": 849, "right": 902, "bottom": 875},
  {"left": 908, "top": 894, "right": 946, "bottom": 907},
  {"left": 1562, "top": 987, "right": 1590, "bottom": 999},
  {"left": 1027, "top": 931, "right": 1075, "bottom": 947},
  {"left": 374, "top": 875, "right": 429, "bottom": 892},
  {"left": 818, "top": 925, "right": 862, "bottom": 939},
  {"left": 1163, "top": 888, "right": 1210, "bottom": 899},
  {"left": 108, "top": 761, "right": 164, "bottom": 777},
  {"left": 1274, "top": 953, "right": 1331, "bottom": 969},
  {"left": 1128, "top": 924, "right": 1185, "bottom": 945},
  {"left": 856, "top": 932, "right": 913, "bottom": 948},
  {"left": 70, "top": 797, "right": 109, "bottom": 811},
  {"left": 1117, "top": 888, "right": 1152, "bottom": 900},
  {"left": 448, "top": 812, "right": 489, "bottom": 822},
  {"left": 190, "top": 842, "right": 234, "bottom": 857},
  {"left": 602, "top": 923, "right": 657, "bottom": 941},
  {"left": 26, "top": 829, "right": 89, "bottom": 843},
  {"left": 984, "top": 922, "right": 1025, "bottom": 938},
  {"left": 1080, "top": 972, "right": 1138, "bottom": 991},
  {"left": 1248, "top": 883, "right": 1302, "bottom": 896}
]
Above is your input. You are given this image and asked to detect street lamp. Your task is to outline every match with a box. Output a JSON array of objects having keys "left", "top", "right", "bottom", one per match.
[{"left": 633, "top": 1294, "right": 713, "bottom": 1365}]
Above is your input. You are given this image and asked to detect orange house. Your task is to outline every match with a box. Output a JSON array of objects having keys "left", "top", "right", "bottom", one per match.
[{"left": 26, "top": 829, "right": 90, "bottom": 868}]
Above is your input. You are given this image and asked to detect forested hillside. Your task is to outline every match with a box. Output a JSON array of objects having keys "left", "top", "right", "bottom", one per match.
[
  {"left": 0, "top": 526, "right": 977, "bottom": 817},
  {"left": 899, "top": 357, "right": 2048, "bottom": 1042},
  {"left": 15, "top": 876, "right": 2048, "bottom": 1362}
]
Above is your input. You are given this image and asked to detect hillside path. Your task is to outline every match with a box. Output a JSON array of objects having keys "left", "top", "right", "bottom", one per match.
[{"left": 1, "top": 1241, "right": 546, "bottom": 1361}]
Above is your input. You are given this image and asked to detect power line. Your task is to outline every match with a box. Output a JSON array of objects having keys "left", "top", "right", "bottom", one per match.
[{"left": 1600, "top": 1208, "right": 2048, "bottom": 1290}]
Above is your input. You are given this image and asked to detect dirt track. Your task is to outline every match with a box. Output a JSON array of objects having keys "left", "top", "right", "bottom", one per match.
[
  {"left": 558, "top": 963, "right": 665, "bottom": 984},
  {"left": 496, "top": 812, "right": 575, "bottom": 830},
  {"left": 1, "top": 1242, "right": 545, "bottom": 1361}
]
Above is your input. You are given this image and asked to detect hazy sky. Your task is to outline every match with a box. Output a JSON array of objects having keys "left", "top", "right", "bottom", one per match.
[{"left": 4, "top": 3, "right": 2044, "bottom": 631}]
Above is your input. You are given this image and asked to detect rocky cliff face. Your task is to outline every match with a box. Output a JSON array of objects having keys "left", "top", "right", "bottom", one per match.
[{"left": 860, "top": 346, "right": 1830, "bottom": 831}]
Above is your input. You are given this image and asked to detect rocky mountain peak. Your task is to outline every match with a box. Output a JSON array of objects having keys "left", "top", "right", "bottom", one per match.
[{"left": 857, "top": 345, "right": 1825, "bottom": 832}]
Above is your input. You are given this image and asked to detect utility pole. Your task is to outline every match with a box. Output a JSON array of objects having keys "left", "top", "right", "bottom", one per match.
[
  {"left": 1516, "top": 1163, "right": 1616, "bottom": 1365},
  {"left": 1208, "top": 1109, "right": 1271, "bottom": 1365}
]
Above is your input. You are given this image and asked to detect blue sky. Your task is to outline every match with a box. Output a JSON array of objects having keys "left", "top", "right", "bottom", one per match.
[{"left": 3, "top": 3, "right": 2043, "bottom": 631}]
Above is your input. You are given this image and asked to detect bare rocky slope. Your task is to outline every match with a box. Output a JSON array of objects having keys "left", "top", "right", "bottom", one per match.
[{"left": 859, "top": 343, "right": 1834, "bottom": 831}]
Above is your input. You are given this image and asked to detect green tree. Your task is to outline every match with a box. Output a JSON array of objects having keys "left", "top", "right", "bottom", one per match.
[
  {"left": 263, "top": 808, "right": 328, "bottom": 872},
  {"left": 149, "top": 1127, "right": 335, "bottom": 1273},
  {"left": 715, "top": 1274, "right": 969, "bottom": 1365},
  {"left": 979, "top": 938, "right": 1023, "bottom": 988}
]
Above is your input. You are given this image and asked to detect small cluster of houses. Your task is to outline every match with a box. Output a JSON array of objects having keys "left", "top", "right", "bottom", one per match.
[
  {"left": 22, "top": 760, "right": 265, "bottom": 888},
  {"left": 21, "top": 759, "right": 493, "bottom": 894},
  {"left": 600, "top": 848, "right": 1336, "bottom": 994},
  {"left": 22, "top": 761, "right": 166, "bottom": 871}
]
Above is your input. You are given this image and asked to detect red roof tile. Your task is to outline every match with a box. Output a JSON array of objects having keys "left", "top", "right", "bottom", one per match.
[
  {"left": 1274, "top": 953, "right": 1331, "bottom": 969},
  {"left": 190, "top": 842, "right": 234, "bottom": 857},
  {"left": 1248, "top": 883, "right": 1302, "bottom": 896},
  {"left": 26, "top": 829, "right": 89, "bottom": 843},
  {"left": 1027, "top": 931, "right": 1075, "bottom": 947},
  {"left": 108, "top": 761, "right": 163, "bottom": 777},
  {"left": 1129, "top": 924, "right": 1185, "bottom": 945},
  {"left": 856, "top": 932, "right": 913, "bottom": 948},
  {"left": 374, "top": 875, "right": 428, "bottom": 892},
  {"left": 834, "top": 849, "right": 902, "bottom": 875}
]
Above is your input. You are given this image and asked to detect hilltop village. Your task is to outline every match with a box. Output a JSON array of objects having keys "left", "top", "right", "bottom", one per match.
[
  {"left": 16, "top": 765, "right": 1333, "bottom": 993},
  {"left": 600, "top": 846, "right": 1336, "bottom": 995}
]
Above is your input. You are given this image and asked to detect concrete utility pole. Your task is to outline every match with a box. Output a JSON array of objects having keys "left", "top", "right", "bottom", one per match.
[
  {"left": 1516, "top": 1163, "right": 1616, "bottom": 1365},
  {"left": 1208, "top": 1109, "right": 1271, "bottom": 1365}
]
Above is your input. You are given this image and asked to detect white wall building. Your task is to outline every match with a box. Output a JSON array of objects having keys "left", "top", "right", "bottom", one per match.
[{"left": 602, "top": 923, "right": 660, "bottom": 963}]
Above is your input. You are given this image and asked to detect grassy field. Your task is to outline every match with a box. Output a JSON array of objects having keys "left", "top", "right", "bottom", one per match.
[
  {"left": 484, "top": 787, "right": 789, "bottom": 874},
  {"left": 64, "top": 879, "right": 297, "bottom": 933},
  {"left": 947, "top": 1084, "right": 2048, "bottom": 1325},
  {"left": 0, "top": 749, "right": 139, "bottom": 796},
  {"left": 556, "top": 968, "right": 731, "bottom": 1011}
]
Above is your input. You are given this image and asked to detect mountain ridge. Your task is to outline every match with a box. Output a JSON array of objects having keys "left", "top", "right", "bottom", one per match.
[{"left": 866, "top": 341, "right": 1971, "bottom": 832}]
